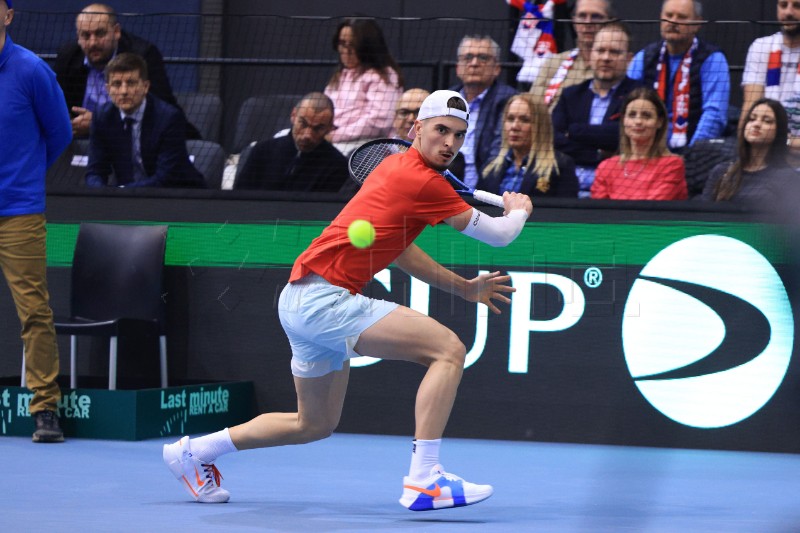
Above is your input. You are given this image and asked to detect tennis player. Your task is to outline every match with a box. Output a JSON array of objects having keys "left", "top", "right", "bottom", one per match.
[{"left": 164, "top": 90, "right": 533, "bottom": 510}]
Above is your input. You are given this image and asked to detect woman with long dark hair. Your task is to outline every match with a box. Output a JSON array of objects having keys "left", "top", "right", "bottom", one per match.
[
  {"left": 702, "top": 98, "right": 796, "bottom": 204},
  {"left": 591, "top": 87, "right": 688, "bottom": 200},
  {"left": 324, "top": 18, "right": 403, "bottom": 155}
]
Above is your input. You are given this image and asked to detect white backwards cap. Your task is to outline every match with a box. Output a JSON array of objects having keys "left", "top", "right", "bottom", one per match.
[{"left": 407, "top": 90, "right": 469, "bottom": 139}]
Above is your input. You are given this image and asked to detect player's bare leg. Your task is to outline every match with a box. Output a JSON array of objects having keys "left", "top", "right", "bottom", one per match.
[
  {"left": 163, "top": 364, "right": 349, "bottom": 503},
  {"left": 355, "top": 306, "right": 463, "bottom": 439},
  {"left": 354, "top": 305, "right": 493, "bottom": 510},
  {"left": 230, "top": 363, "right": 350, "bottom": 449}
]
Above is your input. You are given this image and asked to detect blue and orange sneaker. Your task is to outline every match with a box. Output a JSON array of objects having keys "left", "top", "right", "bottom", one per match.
[
  {"left": 163, "top": 436, "right": 230, "bottom": 503},
  {"left": 399, "top": 464, "right": 493, "bottom": 511}
]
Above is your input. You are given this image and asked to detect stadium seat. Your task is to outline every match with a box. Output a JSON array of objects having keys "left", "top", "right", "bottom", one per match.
[
  {"left": 22, "top": 223, "right": 170, "bottom": 390},
  {"left": 176, "top": 92, "right": 223, "bottom": 143},
  {"left": 45, "top": 139, "right": 91, "bottom": 189},
  {"left": 187, "top": 140, "right": 227, "bottom": 189},
  {"left": 231, "top": 94, "right": 301, "bottom": 153},
  {"left": 682, "top": 137, "right": 737, "bottom": 197}
]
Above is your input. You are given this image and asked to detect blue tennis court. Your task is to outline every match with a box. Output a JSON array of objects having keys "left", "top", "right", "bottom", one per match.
[{"left": 4, "top": 432, "right": 799, "bottom": 532}]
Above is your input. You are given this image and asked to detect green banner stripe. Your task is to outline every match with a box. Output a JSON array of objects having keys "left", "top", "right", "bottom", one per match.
[{"left": 46, "top": 220, "right": 789, "bottom": 268}]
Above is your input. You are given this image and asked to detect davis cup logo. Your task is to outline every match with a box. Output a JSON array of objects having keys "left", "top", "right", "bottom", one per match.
[{"left": 622, "top": 235, "right": 794, "bottom": 428}]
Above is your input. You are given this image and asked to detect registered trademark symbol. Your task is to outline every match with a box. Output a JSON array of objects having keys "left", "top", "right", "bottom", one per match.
[{"left": 583, "top": 267, "right": 603, "bottom": 288}]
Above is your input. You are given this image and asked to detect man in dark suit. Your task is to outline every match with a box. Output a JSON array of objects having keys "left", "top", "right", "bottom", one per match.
[
  {"left": 234, "top": 92, "right": 349, "bottom": 192},
  {"left": 53, "top": 3, "right": 199, "bottom": 139},
  {"left": 85, "top": 53, "right": 205, "bottom": 188},
  {"left": 552, "top": 22, "right": 642, "bottom": 197},
  {"left": 449, "top": 35, "right": 517, "bottom": 189}
]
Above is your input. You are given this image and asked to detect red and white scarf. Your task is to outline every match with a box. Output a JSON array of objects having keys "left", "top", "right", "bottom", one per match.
[
  {"left": 544, "top": 48, "right": 580, "bottom": 105},
  {"left": 654, "top": 38, "right": 697, "bottom": 149}
]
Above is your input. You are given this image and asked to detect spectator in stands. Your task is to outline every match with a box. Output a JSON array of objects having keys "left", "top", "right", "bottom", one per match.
[
  {"left": 325, "top": 18, "right": 403, "bottom": 156},
  {"left": 627, "top": 0, "right": 729, "bottom": 152},
  {"left": 529, "top": 0, "right": 616, "bottom": 109},
  {"left": 482, "top": 94, "right": 578, "bottom": 197},
  {"left": 0, "top": 0, "right": 72, "bottom": 443},
  {"left": 85, "top": 53, "right": 205, "bottom": 188},
  {"left": 741, "top": 0, "right": 800, "bottom": 151},
  {"left": 393, "top": 88, "right": 429, "bottom": 141},
  {"left": 591, "top": 87, "right": 688, "bottom": 200},
  {"left": 450, "top": 35, "right": 517, "bottom": 189},
  {"left": 235, "top": 92, "right": 349, "bottom": 192},
  {"left": 393, "top": 87, "right": 468, "bottom": 178},
  {"left": 53, "top": 3, "right": 199, "bottom": 139},
  {"left": 702, "top": 98, "right": 797, "bottom": 205},
  {"left": 552, "top": 22, "right": 641, "bottom": 197}
]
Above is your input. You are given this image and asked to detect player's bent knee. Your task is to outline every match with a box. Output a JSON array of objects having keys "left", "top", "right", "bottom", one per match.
[
  {"left": 296, "top": 419, "right": 337, "bottom": 443},
  {"left": 441, "top": 331, "right": 466, "bottom": 367}
]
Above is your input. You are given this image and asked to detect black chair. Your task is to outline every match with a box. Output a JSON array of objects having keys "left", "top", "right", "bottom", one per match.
[
  {"left": 187, "top": 140, "right": 227, "bottom": 189},
  {"left": 176, "top": 92, "right": 223, "bottom": 143},
  {"left": 45, "top": 139, "right": 92, "bottom": 189},
  {"left": 22, "top": 223, "right": 170, "bottom": 390},
  {"left": 682, "top": 137, "right": 737, "bottom": 198},
  {"left": 231, "top": 94, "right": 301, "bottom": 153}
]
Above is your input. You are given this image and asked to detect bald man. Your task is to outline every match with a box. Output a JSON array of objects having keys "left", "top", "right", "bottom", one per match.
[
  {"left": 53, "top": 3, "right": 198, "bottom": 139},
  {"left": 393, "top": 88, "right": 430, "bottom": 141}
]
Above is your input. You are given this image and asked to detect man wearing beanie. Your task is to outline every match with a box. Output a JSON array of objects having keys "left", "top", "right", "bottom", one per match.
[{"left": 0, "top": 0, "right": 73, "bottom": 442}]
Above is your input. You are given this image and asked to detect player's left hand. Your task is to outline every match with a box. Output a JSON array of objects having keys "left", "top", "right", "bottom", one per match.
[{"left": 464, "top": 270, "right": 514, "bottom": 314}]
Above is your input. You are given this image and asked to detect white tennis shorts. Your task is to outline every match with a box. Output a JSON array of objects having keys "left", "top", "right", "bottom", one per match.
[{"left": 278, "top": 274, "right": 398, "bottom": 378}]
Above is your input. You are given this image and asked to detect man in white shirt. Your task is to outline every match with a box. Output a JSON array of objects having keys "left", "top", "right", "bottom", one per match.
[{"left": 741, "top": 0, "right": 800, "bottom": 143}]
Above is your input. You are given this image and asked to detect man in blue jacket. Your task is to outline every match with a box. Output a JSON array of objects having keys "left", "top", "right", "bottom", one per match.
[
  {"left": 450, "top": 35, "right": 517, "bottom": 188},
  {"left": 553, "top": 22, "right": 642, "bottom": 197},
  {"left": 0, "top": 0, "right": 73, "bottom": 442},
  {"left": 85, "top": 53, "right": 205, "bottom": 188},
  {"left": 626, "top": 0, "right": 729, "bottom": 151}
]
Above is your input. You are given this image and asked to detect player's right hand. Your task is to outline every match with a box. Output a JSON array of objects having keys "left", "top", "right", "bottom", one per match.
[{"left": 502, "top": 191, "right": 532, "bottom": 217}]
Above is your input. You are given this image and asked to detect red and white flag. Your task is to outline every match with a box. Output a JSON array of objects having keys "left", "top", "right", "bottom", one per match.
[{"left": 509, "top": 0, "right": 566, "bottom": 83}]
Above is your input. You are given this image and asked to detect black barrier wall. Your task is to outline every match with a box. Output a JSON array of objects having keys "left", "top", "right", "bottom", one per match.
[{"left": 0, "top": 192, "right": 796, "bottom": 454}]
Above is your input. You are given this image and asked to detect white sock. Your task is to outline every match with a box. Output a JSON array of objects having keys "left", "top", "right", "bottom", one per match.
[
  {"left": 409, "top": 438, "right": 441, "bottom": 480},
  {"left": 190, "top": 428, "right": 238, "bottom": 463}
]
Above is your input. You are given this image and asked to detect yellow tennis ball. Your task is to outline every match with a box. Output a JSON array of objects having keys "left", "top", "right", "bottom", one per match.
[{"left": 347, "top": 219, "right": 375, "bottom": 249}]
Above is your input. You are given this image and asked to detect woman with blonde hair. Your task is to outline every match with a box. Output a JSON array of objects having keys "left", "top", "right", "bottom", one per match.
[
  {"left": 324, "top": 18, "right": 403, "bottom": 155},
  {"left": 591, "top": 87, "right": 687, "bottom": 200},
  {"left": 482, "top": 93, "right": 578, "bottom": 197}
]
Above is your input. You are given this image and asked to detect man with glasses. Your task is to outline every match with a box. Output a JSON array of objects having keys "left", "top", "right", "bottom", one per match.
[
  {"left": 85, "top": 53, "right": 204, "bottom": 188},
  {"left": 235, "top": 92, "right": 349, "bottom": 192},
  {"left": 552, "top": 22, "right": 641, "bottom": 197},
  {"left": 627, "top": 0, "right": 729, "bottom": 150},
  {"left": 450, "top": 35, "right": 517, "bottom": 188},
  {"left": 530, "top": 0, "right": 615, "bottom": 110},
  {"left": 393, "top": 88, "right": 430, "bottom": 141}
]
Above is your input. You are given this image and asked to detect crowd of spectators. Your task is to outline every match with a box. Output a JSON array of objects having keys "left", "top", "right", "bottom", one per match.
[{"left": 21, "top": 0, "right": 800, "bottom": 205}]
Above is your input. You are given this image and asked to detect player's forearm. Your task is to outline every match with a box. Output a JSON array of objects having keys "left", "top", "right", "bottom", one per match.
[{"left": 395, "top": 243, "right": 467, "bottom": 298}]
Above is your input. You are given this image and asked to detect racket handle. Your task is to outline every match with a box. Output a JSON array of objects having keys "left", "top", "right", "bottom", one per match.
[{"left": 473, "top": 189, "right": 505, "bottom": 208}]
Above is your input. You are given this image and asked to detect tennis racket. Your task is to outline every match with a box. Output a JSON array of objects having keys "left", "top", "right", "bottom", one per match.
[{"left": 348, "top": 138, "right": 505, "bottom": 208}]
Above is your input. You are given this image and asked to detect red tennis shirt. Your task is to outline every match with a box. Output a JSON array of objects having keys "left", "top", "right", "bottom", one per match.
[{"left": 289, "top": 147, "right": 471, "bottom": 294}]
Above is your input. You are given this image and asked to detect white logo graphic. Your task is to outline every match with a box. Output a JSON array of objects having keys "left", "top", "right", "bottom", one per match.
[{"left": 622, "top": 235, "right": 793, "bottom": 428}]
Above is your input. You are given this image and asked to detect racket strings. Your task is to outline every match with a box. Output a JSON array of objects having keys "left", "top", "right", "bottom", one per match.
[{"left": 349, "top": 142, "right": 408, "bottom": 184}]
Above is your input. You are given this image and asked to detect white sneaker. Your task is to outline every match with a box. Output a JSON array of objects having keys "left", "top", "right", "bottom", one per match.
[
  {"left": 399, "top": 464, "right": 493, "bottom": 511},
  {"left": 163, "top": 436, "right": 230, "bottom": 503}
]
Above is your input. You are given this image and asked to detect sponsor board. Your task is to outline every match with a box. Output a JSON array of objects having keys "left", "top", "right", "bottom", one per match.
[
  {"left": 0, "top": 381, "right": 254, "bottom": 440},
  {"left": 344, "top": 233, "right": 797, "bottom": 450}
]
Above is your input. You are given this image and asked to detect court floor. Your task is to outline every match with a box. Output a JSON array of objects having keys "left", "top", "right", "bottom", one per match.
[{"left": 4, "top": 432, "right": 799, "bottom": 532}]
